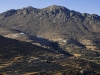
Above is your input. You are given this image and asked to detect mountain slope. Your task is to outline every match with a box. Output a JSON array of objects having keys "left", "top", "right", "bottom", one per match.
[
  {"left": 0, "top": 5, "right": 100, "bottom": 63},
  {"left": 0, "top": 5, "right": 100, "bottom": 40},
  {"left": 0, "top": 5, "right": 100, "bottom": 75},
  {"left": 0, "top": 35, "right": 100, "bottom": 75},
  {"left": 0, "top": 35, "right": 67, "bottom": 74}
]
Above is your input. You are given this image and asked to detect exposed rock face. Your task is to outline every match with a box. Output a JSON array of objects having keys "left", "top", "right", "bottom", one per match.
[{"left": 0, "top": 9, "right": 17, "bottom": 19}]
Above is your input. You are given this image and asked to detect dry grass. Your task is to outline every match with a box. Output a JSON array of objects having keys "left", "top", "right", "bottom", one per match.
[
  {"left": 73, "top": 54, "right": 81, "bottom": 57},
  {"left": 0, "top": 62, "right": 12, "bottom": 69},
  {"left": 0, "top": 56, "right": 23, "bottom": 69},
  {"left": 21, "top": 72, "right": 39, "bottom": 75},
  {"left": 0, "top": 72, "right": 8, "bottom": 75}
]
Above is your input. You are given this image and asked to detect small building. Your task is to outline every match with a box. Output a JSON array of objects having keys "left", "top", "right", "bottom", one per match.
[
  {"left": 19, "top": 33, "right": 25, "bottom": 35},
  {"left": 62, "top": 40, "right": 66, "bottom": 43},
  {"left": 37, "top": 36, "right": 42, "bottom": 38}
]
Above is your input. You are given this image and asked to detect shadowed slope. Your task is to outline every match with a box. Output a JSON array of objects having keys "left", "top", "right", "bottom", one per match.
[{"left": 0, "top": 36, "right": 100, "bottom": 75}]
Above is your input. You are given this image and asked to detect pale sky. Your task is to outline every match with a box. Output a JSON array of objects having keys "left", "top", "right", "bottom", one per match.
[{"left": 0, "top": 0, "right": 100, "bottom": 15}]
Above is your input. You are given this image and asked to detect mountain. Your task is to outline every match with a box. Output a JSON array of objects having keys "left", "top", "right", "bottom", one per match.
[
  {"left": 0, "top": 5, "right": 100, "bottom": 54},
  {"left": 0, "top": 35, "right": 100, "bottom": 75},
  {"left": 0, "top": 5, "right": 100, "bottom": 74},
  {"left": 0, "top": 5, "right": 100, "bottom": 40}
]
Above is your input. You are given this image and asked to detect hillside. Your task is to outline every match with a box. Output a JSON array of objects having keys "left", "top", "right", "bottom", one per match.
[
  {"left": 0, "top": 35, "right": 100, "bottom": 75},
  {"left": 0, "top": 5, "right": 100, "bottom": 60},
  {"left": 0, "top": 5, "right": 100, "bottom": 74}
]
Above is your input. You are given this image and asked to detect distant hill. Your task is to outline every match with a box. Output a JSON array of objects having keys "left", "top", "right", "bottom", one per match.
[{"left": 0, "top": 5, "right": 100, "bottom": 40}]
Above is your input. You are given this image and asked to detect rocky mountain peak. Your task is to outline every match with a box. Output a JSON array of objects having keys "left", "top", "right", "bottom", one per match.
[
  {"left": 0, "top": 9, "right": 17, "bottom": 18},
  {"left": 21, "top": 6, "right": 38, "bottom": 11},
  {"left": 44, "top": 5, "right": 70, "bottom": 13},
  {"left": 82, "top": 13, "right": 100, "bottom": 20},
  {"left": 0, "top": 5, "right": 100, "bottom": 39},
  {"left": 17, "top": 6, "right": 39, "bottom": 15},
  {"left": 1, "top": 5, "right": 100, "bottom": 21},
  {"left": 47, "top": 5, "right": 67, "bottom": 10}
]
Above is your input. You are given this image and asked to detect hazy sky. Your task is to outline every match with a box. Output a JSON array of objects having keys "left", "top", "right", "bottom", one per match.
[{"left": 0, "top": 0, "right": 100, "bottom": 15}]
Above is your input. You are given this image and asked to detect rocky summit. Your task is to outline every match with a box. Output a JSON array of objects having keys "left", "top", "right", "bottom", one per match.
[{"left": 0, "top": 5, "right": 100, "bottom": 75}]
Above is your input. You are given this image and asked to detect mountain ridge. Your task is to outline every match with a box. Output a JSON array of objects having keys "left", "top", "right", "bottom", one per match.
[
  {"left": 1, "top": 5, "right": 100, "bottom": 16},
  {"left": 0, "top": 5, "right": 100, "bottom": 49}
]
